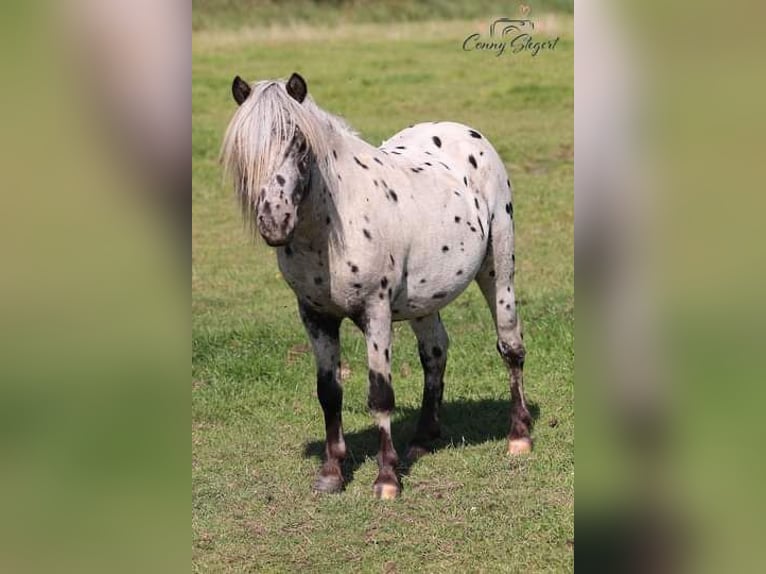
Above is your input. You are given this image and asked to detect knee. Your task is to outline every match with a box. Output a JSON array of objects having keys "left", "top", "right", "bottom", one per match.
[
  {"left": 417, "top": 339, "right": 448, "bottom": 371},
  {"left": 317, "top": 369, "right": 342, "bottom": 412},
  {"left": 367, "top": 369, "right": 395, "bottom": 412},
  {"left": 497, "top": 339, "right": 525, "bottom": 367}
]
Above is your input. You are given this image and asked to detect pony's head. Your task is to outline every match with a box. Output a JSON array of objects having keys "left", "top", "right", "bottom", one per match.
[{"left": 221, "top": 73, "right": 335, "bottom": 246}]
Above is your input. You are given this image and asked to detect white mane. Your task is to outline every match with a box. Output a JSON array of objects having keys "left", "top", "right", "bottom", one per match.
[{"left": 220, "top": 80, "right": 354, "bottom": 220}]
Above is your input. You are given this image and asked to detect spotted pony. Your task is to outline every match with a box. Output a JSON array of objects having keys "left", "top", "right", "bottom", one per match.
[{"left": 221, "top": 73, "right": 532, "bottom": 499}]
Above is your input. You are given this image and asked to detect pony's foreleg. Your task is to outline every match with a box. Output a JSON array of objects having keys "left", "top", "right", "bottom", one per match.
[
  {"left": 299, "top": 302, "right": 345, "bottom": 493},
  {"left": 475, "top": 209, "right": 533, "bottom": 455},
  {"left": 407, "top": 313, "right": 449, "bottom": 461},
  {"left": 360, "top": 304, "right": 400, "bottom": 499}
]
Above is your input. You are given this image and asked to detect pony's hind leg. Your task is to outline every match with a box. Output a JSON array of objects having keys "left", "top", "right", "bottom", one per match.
[
  {"left": 407, "top": 313, "right": 449, "bottom": 461},
  {"left": 475, "top": 207, "right": 533, "bottom": 454},
  {"left": 357, "top": 303, "right": 400, "bottom": 499},
  {"left": 299, "top": 302, "right": 346, "bottom": 493}
]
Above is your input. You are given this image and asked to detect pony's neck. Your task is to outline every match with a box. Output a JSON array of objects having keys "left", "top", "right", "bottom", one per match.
[
  {"left": 292, "top": 160, "right": 335, "bottom": 247},
  {"left": 291, "top": 126, "right": 358, "bottom": 249}
]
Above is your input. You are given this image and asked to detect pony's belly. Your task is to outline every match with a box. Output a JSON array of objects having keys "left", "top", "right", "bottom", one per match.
[{"left": 391, "top": 265, "right": 480, "bottom": 320}]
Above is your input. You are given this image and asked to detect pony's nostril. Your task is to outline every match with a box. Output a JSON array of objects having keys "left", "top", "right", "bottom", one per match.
[{"left": 283, "top": 213, "right": 291, "bottom": 226}]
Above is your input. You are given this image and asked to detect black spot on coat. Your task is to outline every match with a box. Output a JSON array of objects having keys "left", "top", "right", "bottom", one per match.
[
  {"left": 468, "top": 155, "right": 477, "bottom": 169},
  {"left": 432, "top": 136, "right": 442, "bottom": 147},
  {"left": 354, "top": 156, "right": 369, "bottom": 169},
  {"left": 469, "top": 129, "right": 482, "bottom": 139}
]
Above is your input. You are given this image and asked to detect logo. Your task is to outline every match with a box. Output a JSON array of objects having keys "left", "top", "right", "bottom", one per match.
[{"left": 462, "top": 11, "right": 560, "bottom": 57}]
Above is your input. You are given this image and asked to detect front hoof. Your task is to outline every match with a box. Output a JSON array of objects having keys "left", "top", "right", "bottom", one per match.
[
  {"left": 373, "top": 482, "right": 400, "bottom": 500},
  {"left": 508, "top": 437, "right": 533, "bottom": 455},
  {"left": 314, "top": 473, "right": 343, "bottom": 494},
  {"left": 406, "top": 444, "right": 430, "bottom": 462}
]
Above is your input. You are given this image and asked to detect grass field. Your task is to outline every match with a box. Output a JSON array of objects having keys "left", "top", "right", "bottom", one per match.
[{"left": 193, "top": 12, "right": 573, "bottom": 572}]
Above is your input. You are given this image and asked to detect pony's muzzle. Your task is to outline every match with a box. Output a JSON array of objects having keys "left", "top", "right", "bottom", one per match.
[{"left": 257, "top": 211, "right": 294, "bottom": 246}]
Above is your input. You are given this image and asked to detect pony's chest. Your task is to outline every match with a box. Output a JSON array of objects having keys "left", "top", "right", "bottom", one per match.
[{"left": 276, "top": 248, "right": 363, "bottom": 312}]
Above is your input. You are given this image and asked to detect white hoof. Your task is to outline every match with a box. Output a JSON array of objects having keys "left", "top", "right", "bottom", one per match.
[{"left": 508, "top": 437, "right": 533, "bottom": 455}]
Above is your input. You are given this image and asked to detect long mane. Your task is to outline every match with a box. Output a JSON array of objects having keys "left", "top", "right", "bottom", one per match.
[{"left": 220, "top": 80, "right": 352, "bottom": 227}]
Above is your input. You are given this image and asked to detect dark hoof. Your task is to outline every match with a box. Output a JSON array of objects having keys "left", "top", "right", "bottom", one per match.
[
  {"left": 373, "top": 481, "right": 400, "bottom": 500},
  {"left": 314, "top": 473, "right": 343, "bottom": 494},
  {"left": 406, "top": 444, "right": 430, "bottom": 462}
]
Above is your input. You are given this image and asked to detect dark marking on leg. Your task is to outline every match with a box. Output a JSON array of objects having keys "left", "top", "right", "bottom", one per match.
[{"left": 368, "top": 370, "right": 395, "bottom": 412}]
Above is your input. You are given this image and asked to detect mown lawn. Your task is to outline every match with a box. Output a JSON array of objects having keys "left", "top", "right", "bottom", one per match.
[{"left": 193, "top": 15, "right": 573, "bottom": 572}]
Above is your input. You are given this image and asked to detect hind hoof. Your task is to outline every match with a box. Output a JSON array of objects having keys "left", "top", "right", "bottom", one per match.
[
  {"left": 314, "top": 474, "right": 343, "bottom": 494},
  {"left": 508, "top": 437, "right": 533, "bottom": 455},
  {"left": 373, "top": 482, "right": 400, "bottom": 500}
]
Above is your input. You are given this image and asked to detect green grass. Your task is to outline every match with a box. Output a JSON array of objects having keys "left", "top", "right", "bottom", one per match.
[
  {"left": 193, "top": 0, "right": 574, "bottom": 30},
  {"left": 193, "top": 14, "right": 573, "bottom": 572}
]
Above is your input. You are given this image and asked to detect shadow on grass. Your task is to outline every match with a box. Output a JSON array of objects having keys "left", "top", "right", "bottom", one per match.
[{"left": 302, "top": 398, "right": 540, "bottom": 490}]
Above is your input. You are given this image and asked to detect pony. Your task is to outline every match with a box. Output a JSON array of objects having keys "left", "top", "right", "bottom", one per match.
[{"left": 221, "top": 73, "right": 532, "bottom": 499}]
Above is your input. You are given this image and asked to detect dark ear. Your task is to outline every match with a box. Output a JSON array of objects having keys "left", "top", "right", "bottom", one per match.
[
  {"left": 232, "top": 76, "right": 251, "bottom": 105},
  {"left": 286, "top": 73, "right": 307, "bottom": 103}
]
